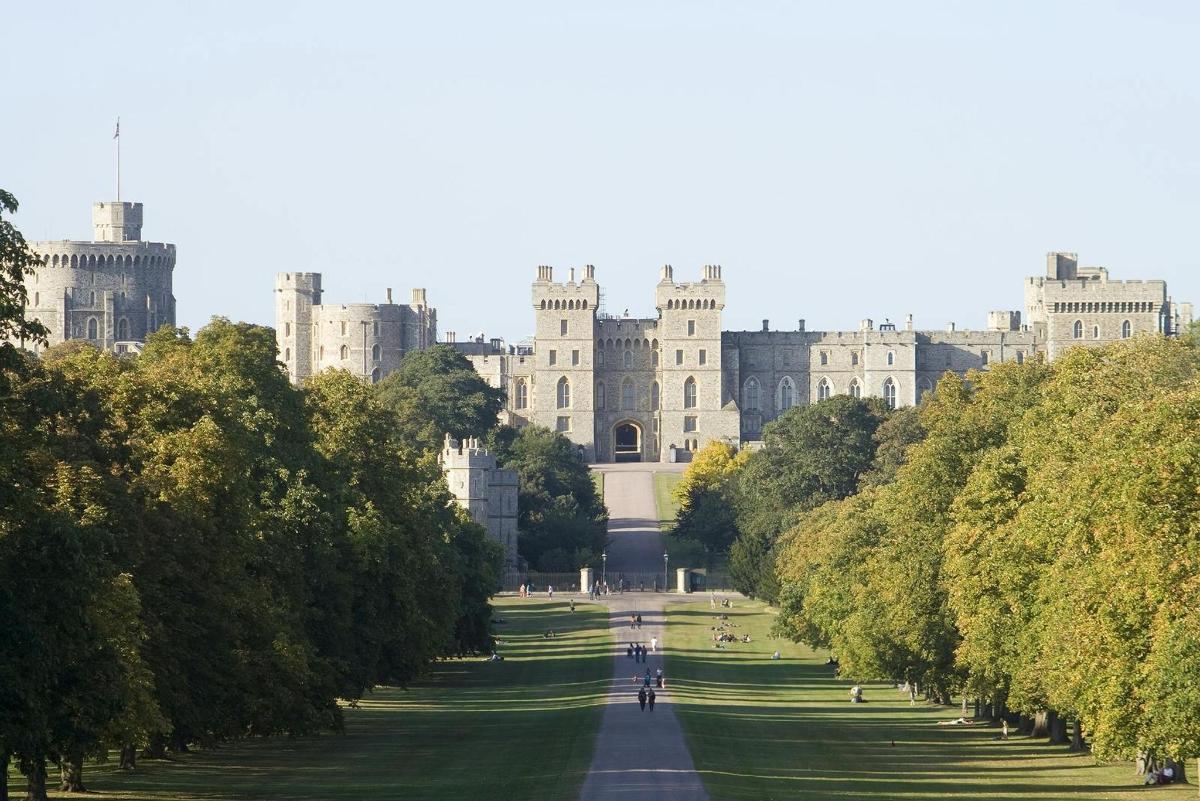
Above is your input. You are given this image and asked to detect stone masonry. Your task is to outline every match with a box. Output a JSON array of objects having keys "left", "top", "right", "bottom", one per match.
[{"left": 440, "top": 435, "right": 519, "bottom": 568}]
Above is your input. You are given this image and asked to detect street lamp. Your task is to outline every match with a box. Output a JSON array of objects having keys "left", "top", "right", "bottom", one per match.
[
  {"left": 663, "top": 551, "right": 670, "bottom": 593},
  {"left": 602, "top": 550, "right": 607, "bottom": 588}
]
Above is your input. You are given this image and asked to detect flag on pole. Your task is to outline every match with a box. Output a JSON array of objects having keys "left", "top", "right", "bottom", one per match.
[{"left": 114, "top": 118, "right": 120, "bottom": 139}]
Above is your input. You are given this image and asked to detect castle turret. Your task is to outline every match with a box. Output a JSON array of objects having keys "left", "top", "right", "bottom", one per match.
[{"left": 441, "top": 435, "right": 518, "bottom": 567}]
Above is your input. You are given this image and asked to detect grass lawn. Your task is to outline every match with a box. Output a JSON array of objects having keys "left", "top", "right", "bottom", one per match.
[
  {"left": 666, "top": 600, "right": 1191, "bottom": 801},
  {"left": 8, "top": 599, "right": 612, "bottom": 801},
  {"left": 653, "top": 471, "right": 683, "bottom": 528},
  {"left": 591, "top": 469, "right": 604, "bottom": 499}
]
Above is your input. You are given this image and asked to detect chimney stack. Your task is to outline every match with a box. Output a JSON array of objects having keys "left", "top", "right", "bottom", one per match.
[
  {"left": 798, "top": 319, "right": 806, "bottom": 332},
  {"left": 569, "top": 267, "right": 576, "bottom": 283},
  {"left": 762, "top": 319, "right": 770, "bottom": 332},
  {"left": 905, "top": 313, "right": 913, "bottom": 331},
  {"left": 386, "top": 287, "right": 393, "bottom": 304}
]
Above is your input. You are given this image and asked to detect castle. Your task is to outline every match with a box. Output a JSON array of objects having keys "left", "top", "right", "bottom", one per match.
[
  {"left": 274, "top": 273, "right": 436, "bottom": 384},
  {"left": 456, "top": 256, "right": 1192, "bottom": 463},
  {"left": 13, "top": 200, "right": 176, "bottom": 354},
  {"left": 440, "top": 435, "right": 519, "bottom": 568}
]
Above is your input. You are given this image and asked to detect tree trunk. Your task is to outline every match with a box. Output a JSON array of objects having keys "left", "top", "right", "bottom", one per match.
[
  {"left": 973, "top": 699, "right": 981, "bottom": 718},
  {"left": 58, "top": 749, "right": 86, "bottom": 792},
  {"left": 23, "top": 756, "right": 48, "bottom": 801},
  {"left": 1031, "top": 710, "right": 1049, "bottom": 738},
  {"left": 119, "top": 744, "right": 137, "bottom": 770},
  {"left": 1069, "top": 719, "right": 1086, "bottom": 752},
  {"left": 1048, "top": 711, "right": 1068, "bottom": 745}
]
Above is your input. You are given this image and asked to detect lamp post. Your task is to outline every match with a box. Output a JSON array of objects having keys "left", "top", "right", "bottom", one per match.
[
  {"left": 663, "top": 551, "right": 670, "bottom": 593},
  {"left": 602, "top": 550, "right": 607, "bottom": 589}
]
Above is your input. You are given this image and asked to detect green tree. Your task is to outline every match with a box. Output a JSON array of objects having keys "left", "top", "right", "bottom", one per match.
[
  {"left": 374, "top": 345, "right": 505, "bottom": 452},
  {"left": 494, "top": 426, "right": 607, "bottom": 571},
  {"left": 0, "top": 189, "right": 49, "bottom": 365},
  {"left": 671, "top": 441, "right": 747, "bottom": 555}
]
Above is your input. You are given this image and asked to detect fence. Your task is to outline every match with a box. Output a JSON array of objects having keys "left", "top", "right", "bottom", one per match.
[
  {"left": 500, "top": 571, "right": 580, "bottom": 593},
  {"left": 500, "top": 569, "right": 738, "bottom": 594}
]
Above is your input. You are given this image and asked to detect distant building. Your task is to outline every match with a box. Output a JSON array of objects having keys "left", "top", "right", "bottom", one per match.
[
  {"left": 275, "top": 273, "right": 435, "bottom": 384},
  {"left": 13, "top": 200, "right": 176, "bottom": 354},
  {"left": 440, "top": 435, "right": 519, "bottom": 568},
  {"left": 461, "top": 255, "right": 1191, "bottom": 463}
]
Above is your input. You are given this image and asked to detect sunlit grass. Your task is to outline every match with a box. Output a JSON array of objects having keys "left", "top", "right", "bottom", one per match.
[
  {"left": 666, "top": 601, "right": 1192, "bottom": 801},
  {"left": 7, "top": 599, "right": 613, "bottom": 801},
  {"left": 653, "top": 471, "right": 682, "bottom": 527}
]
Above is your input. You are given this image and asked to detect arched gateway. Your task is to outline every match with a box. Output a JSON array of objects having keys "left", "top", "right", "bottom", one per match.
[{"left": 613, "top": 421, "right": 643, "bottom": 462}]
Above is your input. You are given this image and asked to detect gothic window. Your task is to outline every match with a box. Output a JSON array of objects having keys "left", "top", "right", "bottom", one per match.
[
  {"left": 89, "top": 290, "right": 96, "bottom": 306},
  {"left": 117, "top": 318, "right": 128, "bottom": 340},
  {"left": 651, "top": 381, "right": 660, "bottom": 410},
  {"left": 373, "top": 321, "right": 379, "bottom": 336},
  {"left": 743, "top": 377, "right": 760, "bottom": 410},
  {"left": 848, "top": 378, "right": 861, "bottom": 399},
  {"left": 883, "top": 377, "right": 897, "bottom": 410},
  {"left": 778, "top": 376, "right": 795, "bottom": 411},
  {"left": 622, "top": 379, "right": 636, "bottom": 410},
  {"left": 284, "top": 347, "right": 291, "bottom": 361},
  {"left": 623, "top": 349, "right": 633, "bottom": 368},
  {"left": 820, "top": 351, "right": 828, "bottom": 366},
  {"left": 372, "top": 344, "right": 381, "bottom": 362},
  {"left": 817, "top": 377, "right": 831, "bottom": 402},
  {"left": 981, "top": 351, "right": 990, "bottom": 366},
  {"left": 285, "top": 322, "right": 292, "bottom": 337},
  {"left": 86, "top": 317, "right": 98, "bottom": 340},
  {"left": 557, "top": 376, "right": 571, "bottom": 409},
  {"left": 515, "top": 379, "right": 528, "bottom": 409},
  {"left": 371, "top": 368, "right": 381, "bottom": 384},
  {"left": 341, "top": 321, "right": 347, "bottom": 336},
  {"left": 1092, "top": 325, "right": 1100, "bottom": 339},
  {"left": 1016, "top": 351, "right": 1024, "bottom": 365},
  {"left": 596, "top": 382, "right": 605, "bottom": 410},
  {"left": 597, "top": 349, "right": 604, "bottom": 366},
  {"left": 683, "top": 376, "right": 697, "bottom": 409},
  {"left": 887, "top": 350, "right": 895, "bottom": 366},
  {"left": 652, "top": 349, "right": 659, "bottom": 367},
  {"left": 1073, "top": 320, "right": 1083, "bottom": 339},
  {"left": 851, "top": 351, "right": 859, "bottom": 366},
  {"left": 340, "top": 345, "right": 349, "bottom": 360},
  {"left": 1122, "top": 320, "right": 1132, "bottom": 339}
]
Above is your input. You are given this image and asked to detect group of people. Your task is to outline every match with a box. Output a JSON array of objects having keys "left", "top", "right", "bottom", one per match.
[
  {"left": 627, "top": 640, "right": 657, "bottom": 662},
  {"left": 637, "top": 686, "right": 657, "bottom": 711},
  {"left": 517, "top": 583, "right": 554, "bottom": 598},
  {"left": 589, "top": 580, "right": 611, "bottom": 599},
  {"left": 635, "top": 666, "right": 665, "bottom": 710}
]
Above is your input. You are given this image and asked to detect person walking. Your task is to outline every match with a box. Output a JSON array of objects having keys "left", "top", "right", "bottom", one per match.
[
  {"left": 644, "top": 669, "right": 652, "bottom": 687},
  {"left": 648, "top": 688, "right": 656, "bottom": 711},
  {"left": 650, "top": 636, "right": 658, "bottom": 653},
  {"left": 548, "top": 585, "right": 554, "bottom": 599},
  {"left": 636, "top": 614, "right": 642, "bottom": 629},
  {"left": 637, "top": 687, "right": 647, "bottom": 711}
]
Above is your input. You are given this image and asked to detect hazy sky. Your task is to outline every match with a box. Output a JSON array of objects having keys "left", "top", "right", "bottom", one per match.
[{"left": 4, "top": 2, "right": 1198, "bottom": 340}]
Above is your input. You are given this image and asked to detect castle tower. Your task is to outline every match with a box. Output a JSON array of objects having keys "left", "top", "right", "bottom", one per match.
[
  {"left": 655, "top": 265, "right": 738, "bottom": 456},
  {"left": 440, "top": 434, "right": 518, "bottom": 568},
  {"left": 531, "top": 265, "right": 600, "bottom": 460},
  {"left": 275, "top": 272, "right": 322, "bottom": 382},
  {"left": 17, "top": 200, "right": 176, "bottom": 354}
]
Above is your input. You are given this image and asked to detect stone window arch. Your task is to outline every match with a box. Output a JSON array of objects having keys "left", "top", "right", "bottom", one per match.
[
  {"left": 887, "top": 350, "right": 895, "bottom": 366},
  {"left": 1092, "top": 324, "right": 1099, "bottom": 339},
  {"left": 371, "top": 368, "right": 381, "bottom": 384},
  {"left": 650, "top": 381, "right": 659, "bottom": 410},
  {"left": 86, "top": 317, "right": 98, "bottom": 340},
  {"left": 341, "top": 321, "right": 348, "bottom": 336},
  {"left": 623, "top": 349, "right": 633, "bottom": 368},
  {"left": 117, "top": 317, "right": 128, "bottom": 340},
  {"left": 340, "top": 344, "right": 349, "bottom": 360},
  {"left": 622, "top": 379, "right": 636, "bottom": 410},
  {"left": 1073, "top": 319, "right": 1083, "bottom": 339},
  {"left": 541, "top": 300, "right": 547, "bottom": 309},
  {"left": 372, "top": 343, "right": 381, "bottom": 362},
  {"left": 848, "top": 378, "right": 861, "bottom": 399},
  {"left": 883, "top": 377, "right": 898, "bottom": 410},
  {"left": 652, "top": 349, "right": 659, "bottom": 367},
  {"left": 89, "top": 290, "right": 96, "bottom": 306},
  {"left": 284, "top": 322, "right": 292, "bottom": 337},
  {"left": 515, "top": 379, "right": 529, "bottom": 409},
  {"left": 557, "top": 376, "right": 571, "bottom": 409},
  {"left": 1122, "top": 319, "right": 1131, "bottom": 339},
  {"left": 743, "top": 377, "right": 760, "bottom": 410},
  {"left": 777, "top": 376, "right": 795, "bottom": 411},
  {"left": 817, "top": 377, "right": 831, "bottom": 402},
  {"left": 683, "top": 376, "right": 698, "bottom": 409},
  {"left": 373, "top": 321, "right": 379, "bottom": 336},
  {"left": 284, "top": 347, "right": 291, "bottom": 361},
  {"left": 596, "top": 382, "right": 605, "bottom": 410}
]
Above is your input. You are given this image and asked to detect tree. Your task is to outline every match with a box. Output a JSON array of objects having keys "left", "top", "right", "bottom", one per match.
[
  {"left": 0, "top": 189, "right": 49, "bottom": 365},
  {"left": 494, "top": 426, "right": 607, "bottom": 571},
  {"left": 374, "top": 345, "right": 505, "bottom": 452},
  {"left": 671, "top": 441, "right": 747, "bottom": 555}
]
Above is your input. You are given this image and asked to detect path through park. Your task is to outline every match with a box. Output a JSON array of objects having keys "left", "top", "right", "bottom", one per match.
[{"left": 579, "top": 465, "right": 709, "bottom": 801}]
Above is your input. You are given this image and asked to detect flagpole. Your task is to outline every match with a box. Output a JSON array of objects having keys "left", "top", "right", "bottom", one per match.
[{"left": 114, "top": 117, "right": 121, "bottom": 201}]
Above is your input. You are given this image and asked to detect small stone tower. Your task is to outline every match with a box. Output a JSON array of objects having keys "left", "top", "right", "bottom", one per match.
[
  {"left": 275, "top": 272, "right": 322, "bottom": 382},
  {"left": 440, "top": 434, "right": 518, "bottom": 568},
  {"left": 531, "top": 265, "right": 600, "bottom": 460}
]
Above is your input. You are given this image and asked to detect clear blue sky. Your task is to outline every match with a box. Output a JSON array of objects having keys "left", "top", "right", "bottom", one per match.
[{"left": 4, "top": 2, "right": 1197, "bottom": 340}]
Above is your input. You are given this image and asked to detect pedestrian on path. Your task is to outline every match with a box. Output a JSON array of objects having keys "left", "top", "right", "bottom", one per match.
[
  {"left": 548, "top": 585, "right": 554, "bottom": 599},
  {"left": 570, "top": 598, "right": 575, "bottom": 612},
  {"left": 648, "top": 688, "right": 656, "bottom": 711},
  {"left": 636, "top": 614, "right": 642, "bottom": 629},
  {"left": 627, "top": 643, "right": 634, "bottom": 659},
  {"left": 644, "top": 669, "right": 652, "bottom": 687},
  {"left": 638, "top": 687, "right": 647, "bottom": 711},
  {"left": 651, "top": 636, "right": 658, "bottom": 652}
]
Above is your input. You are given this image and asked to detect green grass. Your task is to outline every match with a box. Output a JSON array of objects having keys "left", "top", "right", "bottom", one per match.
[
  {"left": 8, "top": 599, "right": 613, "bottom": 801},
  {"left": 653, "top": 471, "right": 683, "bottom": 528},
  {"left": 666, "top": 601, "right": 1192, "bottom": 801},
  {"left": 590, "top": 469, "right": 604, "bottom": 499}
]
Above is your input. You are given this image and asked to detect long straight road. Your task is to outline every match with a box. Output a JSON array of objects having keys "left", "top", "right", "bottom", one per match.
[{"left": 579, "top": 465, "right": 708, "bottom": 801}]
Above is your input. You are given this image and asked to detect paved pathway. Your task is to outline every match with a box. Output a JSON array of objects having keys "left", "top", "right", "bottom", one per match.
[{"left": 579, "top": 467, "right": 708, "bottom": 801}]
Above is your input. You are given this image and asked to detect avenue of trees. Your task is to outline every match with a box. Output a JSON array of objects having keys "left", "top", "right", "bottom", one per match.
[
  {"left": 673, "top": 330, "right": 1200, "bottom": 776},
  {"left": 0, "top": 192, "right": 577, "bottom": 799}
]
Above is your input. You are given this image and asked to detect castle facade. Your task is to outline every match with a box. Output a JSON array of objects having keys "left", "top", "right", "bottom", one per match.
[
  {"left": 440, "top": 435, "right": 519, "bottom": 568},
  {"left": 13, "top": 201, "right": 176, "bottom": 355},
  {"left": 275, "top": 272, "right": 436, "bottom": 384},
  {"left": 460, "top": 255, "right": 1191, "bottom": 463}
]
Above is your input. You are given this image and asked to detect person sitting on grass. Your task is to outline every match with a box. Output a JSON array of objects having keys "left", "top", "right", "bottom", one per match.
[{"left": 850, "top": 686, "right": 864, "bottom": 703}]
